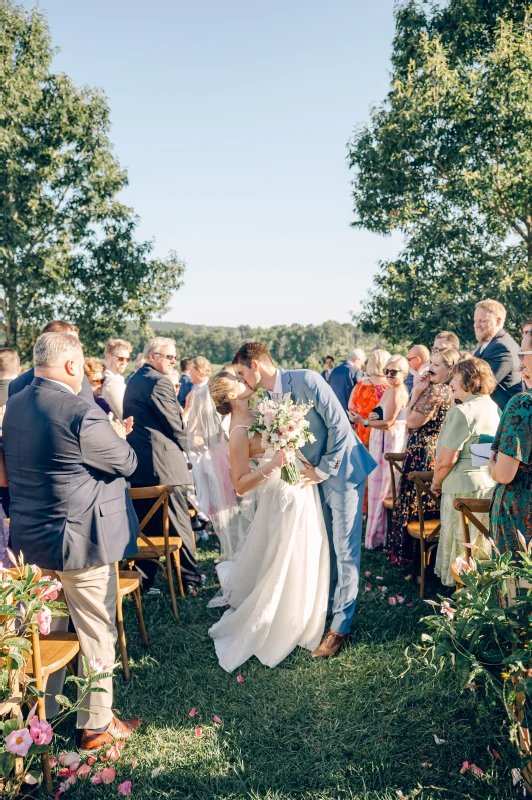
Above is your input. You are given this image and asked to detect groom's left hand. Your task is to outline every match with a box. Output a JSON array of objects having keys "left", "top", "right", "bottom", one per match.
[{"left": 300, "top": 465, "right": 324, "bottom": 485}]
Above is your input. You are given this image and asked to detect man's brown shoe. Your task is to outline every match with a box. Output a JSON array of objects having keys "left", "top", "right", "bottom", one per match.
[
  {"left": 311, "top": 629, "right": 347, "bottom": 659},
  {"left": 79, "top": 716, "right": 144, "bottom": 754}
]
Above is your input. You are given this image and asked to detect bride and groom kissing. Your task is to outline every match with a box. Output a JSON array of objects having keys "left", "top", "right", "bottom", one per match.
[{"left": 203, "top": 342, "right": 377, "bottom": 672}]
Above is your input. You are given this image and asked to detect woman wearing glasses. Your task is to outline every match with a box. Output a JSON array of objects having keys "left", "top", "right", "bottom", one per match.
[
  {"left": 389, "top": 347, "right": 459, "bottom": 569},
  {"left": 489, "top": 334, "right": 532, "bottom": 554},
  {"left": 363, "top": 355, "right": 409, "bottom": 549},
  {"left": 83, "top": 357, "right": 112, "bottom": 415},
  {"left": 432, "top": 358, "right": 500, "bottom": 586}
]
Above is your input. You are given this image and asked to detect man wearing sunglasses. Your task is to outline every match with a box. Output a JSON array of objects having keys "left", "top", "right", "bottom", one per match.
[
  {"left": 124, "top": 337, "right": 200, "bottom": 594},
  {"left": 103, "top": 339, "right": 133, "bottom": 421}
]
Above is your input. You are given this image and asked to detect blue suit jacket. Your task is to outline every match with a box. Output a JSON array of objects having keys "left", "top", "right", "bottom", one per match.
[
  {"left": 278, "top": 369, "right": 376, "bottom": 491},
  {"left": 328, "top": 361, "right": 364, "bottom": 411},
  {"left": 177, "top": 374, "right": 193, "bottom": 408}
]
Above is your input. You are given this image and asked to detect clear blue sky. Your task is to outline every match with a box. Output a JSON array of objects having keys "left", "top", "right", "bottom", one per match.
[{"left": 25, "top": 0, "right": 401, "bottom": 327}]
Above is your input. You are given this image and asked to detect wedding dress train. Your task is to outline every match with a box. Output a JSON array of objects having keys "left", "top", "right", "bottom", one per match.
[{"left": 208, "top": 453, "right": 329, "bottom": 672}]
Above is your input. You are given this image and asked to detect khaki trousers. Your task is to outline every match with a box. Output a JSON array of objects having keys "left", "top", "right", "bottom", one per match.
[{"left": 41, "top": 563, "right": 117, "bottom": 730}]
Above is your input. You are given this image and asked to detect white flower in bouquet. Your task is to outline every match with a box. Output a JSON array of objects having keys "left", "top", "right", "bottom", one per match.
[{"left": 248, "top": 394, "right": 316, "bottom": 484}]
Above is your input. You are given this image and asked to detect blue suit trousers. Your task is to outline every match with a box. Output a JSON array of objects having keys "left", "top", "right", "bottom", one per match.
[{"left": 319, "top": 480, "right": 364, "bottom": 635}]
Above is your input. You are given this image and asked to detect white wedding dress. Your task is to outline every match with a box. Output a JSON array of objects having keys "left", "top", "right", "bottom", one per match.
[{"left": 208, "top": 445, "right": 330, "bottom": 673}]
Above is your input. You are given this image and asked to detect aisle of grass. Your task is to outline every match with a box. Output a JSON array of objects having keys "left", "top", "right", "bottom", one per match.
[{"left": 50, "top": 545, "right": 519, "bottom": 799}]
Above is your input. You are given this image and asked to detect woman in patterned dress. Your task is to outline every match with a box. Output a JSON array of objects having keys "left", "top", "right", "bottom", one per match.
[
  {"left": 489, "top": 333, "right": 532, "bottom": 554},
  {"left": 364, "top": 355, "right": 409, "bottom": 550},
  {"left": 389, "top": 347, "right": 459, "bottom": 568}
]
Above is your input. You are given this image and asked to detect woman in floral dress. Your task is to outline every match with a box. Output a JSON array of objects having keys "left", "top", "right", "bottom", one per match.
[
  {"left": 489, "top": 334, "right": 532, "bottom": 554},
  {"left": 389, "top": 347, "right": 459, "bottom": 568}
]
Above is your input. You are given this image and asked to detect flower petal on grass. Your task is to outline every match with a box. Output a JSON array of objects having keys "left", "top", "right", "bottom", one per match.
[
  {"left": 131, "top": 757, "right": 138, "bottom": 768},
  {"left": 236, "top": 674, "right": 245, "bottom": 683},
  {"left": 365, "top": 571, "right": 371, "bottom": 578},
  {"left": 364, "top": 583, "right": 371, "bottom": 592},
  {"left": 195, "top": 727, "right": 203, "bottom": 737},
  {"left": 118, "top": 780, "right": 132, "bottom": 796},
  {"left": 189, "top": 708, "right": 199, "bottom": 717},
  {"left": 151, "top": 767, "right": 164, "bottom": 778},
  {"left": 101, "top": 767, "right": 116, "bottom": 784},
  {"left": 388, "top": 596, "right": 397, "bottom": 606},
  {"left": 396, "top": 595, "right": 405, "bottom": 604},
  {"left": 433, "top": 734, "right": 446, "bottom": 745},
  {"left": 213, "top": 715, "right": 222, "bottom": 724}
]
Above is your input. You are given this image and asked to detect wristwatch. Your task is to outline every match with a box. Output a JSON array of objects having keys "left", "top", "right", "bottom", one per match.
[{"left": 363, "top": 419, "right": 369, "bottom": 427}]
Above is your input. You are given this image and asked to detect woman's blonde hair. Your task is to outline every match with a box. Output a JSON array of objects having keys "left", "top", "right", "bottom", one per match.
[
  {"left": 386, "top": 354, "right": 409, "bottom": 375},
  {"left": 431, "top": 347, "right": 461, "bottom": 370},
  {"left": 208, "top": 365, "right": 237, "bottom": 416},
  {"left": 191, "top": 356, "right": 212, "bottom": 379},
  {"left": 366, "top": 349, "right": 391, "bottom": 377}
]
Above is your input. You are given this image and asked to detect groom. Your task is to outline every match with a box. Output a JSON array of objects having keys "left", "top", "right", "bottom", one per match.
[{"left": 233, "top": 343, "right": 377, "bottom": 658}]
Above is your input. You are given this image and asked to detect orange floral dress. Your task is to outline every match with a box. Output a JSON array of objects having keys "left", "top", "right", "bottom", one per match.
[{"left": 348, "top": 381, "right": 388, "bottom": 447}]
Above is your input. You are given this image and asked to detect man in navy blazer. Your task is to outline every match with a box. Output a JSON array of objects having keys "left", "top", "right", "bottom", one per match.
[
  {"left": 177, "top": 357, "right": 194, "bottom": 408},
  {"left": 8, "top": 319, "right": 94, "bottom": 405},
  {"left": 320, "top": 356, "right": 335, "bottom": 383},
  {"left": 473, "top": 300, "right": 521, "bottom": 410},
  {"left": 328, "top": 349, "right": 365, "bottom": 411},
  {"left": 3, "top": 332, "right": 141, "bottom": 750}
]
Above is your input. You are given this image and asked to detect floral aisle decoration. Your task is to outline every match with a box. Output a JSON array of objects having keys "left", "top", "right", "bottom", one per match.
[
  {"left": 0, "top": 551, "right": 115, "bottom": 797},
  {"left": 419, "top": 536, "right": 532, "bottom": 791},
  {"left": 248, "top": 394, "right": 316, "bottom": 484}
]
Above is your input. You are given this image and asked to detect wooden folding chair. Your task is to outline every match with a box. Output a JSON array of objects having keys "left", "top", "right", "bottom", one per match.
[
  {"left": 406, "top": 470, "right": 441, "bottom": 599},
  {"left": 451, "top": 497, "right": 491, "bottom": 587},
  {"left": 26, "top": 630, "right": 80, "bottom": 792},
  {"left": 115, "top": 563, "right": 148, "bottom": 681},
  {"left": 128, "top": 485, "right": 183, "bottom": 618}
]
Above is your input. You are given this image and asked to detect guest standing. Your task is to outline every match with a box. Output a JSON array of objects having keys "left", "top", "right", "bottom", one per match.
[
  {"left": 329, "top": 349, "right": 366, "bottom": 411},
  {"left": 348, "top": 349, "right": 390, "bottom": 448},
  {"left": 404, "top": 345, "right": 430, "bottom": 392},
  {"left": 84, "top": 357, "right": 112, "bottom": 415},
  {"left": 389, "top": 347, "right": 459, "bottom": 567},
  {"left": 8, "top": 320, "right": 94, "bottom": 404},
  {"left": 2, "top": 332, "right": 141, "bottom": 749},
  {"left": 321, "top": 356, "right": 335, "bottom": 383},
  {"left": 365, "top": 355, "right": 409, "bottom": 549},
  {"left": 0, "top": 348, "right": 20, "bottom": 409},
  {"left": 183, "top": 357, "right": 213, "bottom": 423},
  {"left": 473, "top": 299, "right": 521, "bottom": 410},
  {"left": 433, "top": 331, "right": 460, "bottom": 351},
  {"left": 432, "top": 358, "right": 500, "bottom": 586},
  {"left": 103, "top": 338, "right": 133, "bottom": 420},
  {"left": 177, "top": 357, "right": 194, "bottom": 408},
  {"left": 489, "top": 332, "right": 532, "bottom": 553},
  {"left": 123, "top": 337, "right": 200, "bottom": 593}
]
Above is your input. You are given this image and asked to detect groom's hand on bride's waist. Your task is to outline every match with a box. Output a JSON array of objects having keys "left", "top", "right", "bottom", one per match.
[{"left": 300, "top": 464, "right": 325, "bottom": 485}]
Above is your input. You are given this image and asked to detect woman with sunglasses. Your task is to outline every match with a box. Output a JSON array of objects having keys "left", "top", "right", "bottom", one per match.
[
  {"left": 433, "top": 358, "right": 500, "bottom": 586},
  {"left": 83, "top": 357, "right": 112, "bottom": 415},
  {"left": 364, "top": 355, "right": 409, "bottom": 549},
  {"left": 489, "top": 334, "right": 532, "bottom": 554},
  {"left": 389, "top": 347, "right": 459, "bottom": 570}
]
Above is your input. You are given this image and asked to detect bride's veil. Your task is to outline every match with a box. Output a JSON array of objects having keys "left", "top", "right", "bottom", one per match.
[{"left": 186, "top": 383, "right": 240, "bottom": 559}]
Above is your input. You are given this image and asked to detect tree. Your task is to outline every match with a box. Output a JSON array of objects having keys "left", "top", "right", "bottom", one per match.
[
  {"left": 0, "top": 2, "right": 185, "bottom": 354},
  {"left": 348, "top": 0, "right": 532, "bottom": 346}
]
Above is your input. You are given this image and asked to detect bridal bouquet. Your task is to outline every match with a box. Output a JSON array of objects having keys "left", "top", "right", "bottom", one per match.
[{"left": 248, "top": 394, "right": 316, "bottom": 484}]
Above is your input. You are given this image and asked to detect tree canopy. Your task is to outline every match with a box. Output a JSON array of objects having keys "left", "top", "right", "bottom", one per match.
[
  {"left": 348, "top": 0, "right": 532, "bottom": 346},
  {"left": 0, "top": 2, "right": 185, "bottom": 354}
]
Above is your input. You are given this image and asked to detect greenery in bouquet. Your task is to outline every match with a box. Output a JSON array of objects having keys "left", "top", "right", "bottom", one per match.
[
  {"left": 248, "top": 395, "right": 316, "bottom": 484},
  {"left": 0, "top": 551, "right": 116, "bottom": 796},
  {"left": 418, "top": 537, "right": 532, "bottom": 775}
]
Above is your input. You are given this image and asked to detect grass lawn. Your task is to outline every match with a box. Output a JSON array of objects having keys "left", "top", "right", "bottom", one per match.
[{"left": 49, "top": 544, "right": 519, "bottom": 800}]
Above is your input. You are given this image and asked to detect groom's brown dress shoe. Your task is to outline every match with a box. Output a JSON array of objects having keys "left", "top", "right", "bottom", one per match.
[
  {"left": 79, "top": 716, "right": 144, "bottom": 754},
  {"left": 311, "top": 630, "right": 347, "bottom": 659}
]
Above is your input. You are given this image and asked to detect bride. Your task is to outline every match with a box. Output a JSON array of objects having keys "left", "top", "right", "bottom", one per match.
[{"left": 205, "top": 366, "right": 329, "bottom": 672}]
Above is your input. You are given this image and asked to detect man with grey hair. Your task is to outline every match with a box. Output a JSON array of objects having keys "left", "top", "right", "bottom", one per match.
[
  {"left": 124, "top": 336, "right": 200, "bottom": 593},
  {"left": 3, "top": 332, "right": 142, "bottom": 751},
  {"left": 329, "top": 348, "right": 366, "bottom": 411}
]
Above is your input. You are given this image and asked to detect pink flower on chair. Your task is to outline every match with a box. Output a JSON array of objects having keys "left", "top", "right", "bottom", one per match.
[
  {"left": 29, "top": 716, "right": 53, "bottom": 745},
  {"left": 36, "top": 606, "right": 52, "bottom": 635},
  {"left": 5, "top": 727, "right": 33, "bottom": 756}
]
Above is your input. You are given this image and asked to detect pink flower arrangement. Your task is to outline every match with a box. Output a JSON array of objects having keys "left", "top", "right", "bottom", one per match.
[
  {"left": 36, "top": 605, "right": 52, "bottom": 635},
  {"left": 5, "top": 727, "right": 33, "bottom": 756},
  {"left": 29, "top": 716, "right": 53, "bottom": 745}
]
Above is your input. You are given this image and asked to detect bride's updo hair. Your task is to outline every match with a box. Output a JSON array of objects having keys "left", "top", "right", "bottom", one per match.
[{"left": 208, "top": 364, "right": 237, "bottom": 417}]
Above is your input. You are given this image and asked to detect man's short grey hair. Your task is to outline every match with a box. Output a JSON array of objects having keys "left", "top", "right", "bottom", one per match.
[
  {"left": 348, "top": 348, "right": 366, "bottom": 363},
  {"left": 33, "top": 332, "right": 83, "bottom": 367},
  {"left": 143, "top": 336, "right": 176, "bottom": 359}
]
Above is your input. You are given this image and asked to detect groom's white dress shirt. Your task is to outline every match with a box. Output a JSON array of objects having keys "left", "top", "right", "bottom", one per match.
[{"left": 272, "top": 369, "right": 329, "bottom": 481}]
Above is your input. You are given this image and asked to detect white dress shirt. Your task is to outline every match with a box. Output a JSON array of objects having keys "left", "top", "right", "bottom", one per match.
[{"left": 478, "top": 337, "right": 493, "bottom": 355}]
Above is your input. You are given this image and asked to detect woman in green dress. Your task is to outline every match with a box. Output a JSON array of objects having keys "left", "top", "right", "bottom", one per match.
[{"left": 489, "top": 333, "right": 532, "bottom": 554}]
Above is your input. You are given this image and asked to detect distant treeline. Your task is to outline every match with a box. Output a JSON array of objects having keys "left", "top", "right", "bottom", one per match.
[{"left": 126, "top": 321, "right": 387, "bottom": 371}]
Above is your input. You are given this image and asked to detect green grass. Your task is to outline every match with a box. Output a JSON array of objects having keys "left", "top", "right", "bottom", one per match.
[{"left": 48, "top": 546, "right": 519, "bottom": 800}]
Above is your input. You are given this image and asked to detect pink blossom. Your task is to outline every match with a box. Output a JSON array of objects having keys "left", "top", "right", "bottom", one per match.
[
  {"left": 388, "top": 596, "right": 397, "bottom": 606},
  {"left": 102, "top": 744, "right": 121, "bottom": 761},
  {"left": 36, "top": 605, "right": 52, "bottom": 635},
  {"left": 195, "top": 727, "right": 203, "bottom": 737},
  {"left": 75, "top": 764, "right": 91, "bottom": 780},
  {"left": 396, "top": 595, "right": 405, "bottom": 604},
  {"left": 5, "top": 727, "right": 33, "bottom": 756},
  {"left": 59, "top": 752, "right": 80, "bottom": 769},
  {"left": 49, "top": 757, "right": 58, "bottom": 767},
  {"left": 454, "top": 556, "right": 472, "bottom": 575},
  {"left": 36, "top": 578, "right": 62, "bottom": 601},
  {"left": 213, "top": 715, "right": 222, "bottom": 724},
  {"left": 87, "top": 757, "right": 97, "bottom": 766},
  {"left": 29, "top": 716, "right": 53, "bottom": 745},
  {"left": 91, "top": 772, "right": 103, "bottom": 785},
  {"left": 236, "top": 674, "right": 244, "bottom": 683},
  {"left": 118, "top": 780, "right": 132, "bottom": 796},
  {"left": 56, "top": 774, "right": 76, "bottom": 796},
  {"left": 58, "top": 768, "right": 72, "bottom": 778},
  {"left": 189, "top": 708, "right": 199, "bottom": 717},
  {"left": 101, "top": 766, "right": 116, "bottom": 784},
  {"left": 440, "top": 601, "right": 456, "bottom": 620}
]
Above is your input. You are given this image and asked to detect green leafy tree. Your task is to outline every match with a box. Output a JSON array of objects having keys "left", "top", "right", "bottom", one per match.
[
  {"left": 0, "top": 2, "right": 185, "bottom": 354},
  {"left": 348, "top": 0, "right": 532, "bottom": 346}
]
